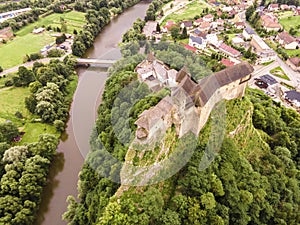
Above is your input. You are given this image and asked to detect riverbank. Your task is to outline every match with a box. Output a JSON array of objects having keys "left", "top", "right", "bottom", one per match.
[{"left": 33, "top": 2, "right": 150, "bottom": 225}]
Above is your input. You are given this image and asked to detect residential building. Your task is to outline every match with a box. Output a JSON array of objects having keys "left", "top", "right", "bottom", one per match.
[
  {"left": 193, "top": 18, "right": 203, "bottom": 26},
  {"left": 32, "top": 27, "right": 45, "bottom": 34},
  {"left": 207, "top": 33, "right": 219, "bottom": 46},
  {"left": 268, "top": 3, "right": 279, "bottom": 11},
  {"left": 180, "top": 21, "right": 193, "bottom": 30},
  {"left": 221, "top": 58, "right": 235, "bottom": 67},
  {"left": 285, "top": 90, "right": 300, "bottom": 108},
  {"left": 199, "top": 22, "right": 211, "bottom": 32},
  {"left": 189, "top": 35, "right": 206, "bottom": 50},
  {"left": 261, "top": 14, "right": 282, "bottom": 32},
  {"left": 287, "top": 57, "right": 300, "bottom": 72},
  {"left": 235, "top": 22, "right": 246, "bottom": 29},
  {"left": 0, "top": 27, "right": 13, "bottom": 40},
  {"left": 218, "top": 43, "right": 241, "bottom": 58},
  {"left": 276, "top": 32, "right": 298, "bottom": 50},
  {"left": 203, "top": 14, "right": 214, "bottom": 23},
  {"left": 243, "top": 27, "right": 255, "bottom": 40},
  {"left": 250, "top": 35, "right": 277, "bottom": 64},
  {"left": 162, "top": 21, "right": 175, "bottom": 33},
  {"left": 232, "top": 37, "right": 246, "bottom": 47},
  {"left": 280, "top": 4, "right": 289, "bottom": 10}
]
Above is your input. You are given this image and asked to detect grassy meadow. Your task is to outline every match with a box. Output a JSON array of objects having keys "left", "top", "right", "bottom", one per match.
[
  {"left": 279, "top": 15, "right": 300, "bottom": 36},
  {"left": 0, "top": 11, "right": 86, "bottom": 69},
  {"left": 162, "top": 0, "right": 208, "bottom": 24}
]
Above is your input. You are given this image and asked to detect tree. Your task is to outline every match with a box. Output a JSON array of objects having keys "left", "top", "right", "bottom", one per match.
[
  {"left": 156, "top": 22, "right": 161, "bottom": 33},
  {"left": 170, "top": 26, "right": 180, "bottom": 41},
  {"left": 0, "top": 122, "right": 19, "bottom": 143},
  {"left": 0, "top": 65, "right": 3, "bottom": 73},
  {"left": 180, "top": 27, "right": 188, "bottom": 39},
  {"left": 3, "top": 146, "right": 28, "bottom": 163},
  {"left": 16, "top": 66, "right": 35, "bottom": 86}
]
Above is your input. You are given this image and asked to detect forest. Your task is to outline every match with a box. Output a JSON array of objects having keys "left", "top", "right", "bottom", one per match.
[{"left": 64, "top": 47, "right": 300, "bottom": 224}]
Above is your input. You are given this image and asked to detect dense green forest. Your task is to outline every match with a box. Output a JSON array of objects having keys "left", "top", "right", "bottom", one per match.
[{"left": 64, "top": 48, "right": 300, "bottom": 224}]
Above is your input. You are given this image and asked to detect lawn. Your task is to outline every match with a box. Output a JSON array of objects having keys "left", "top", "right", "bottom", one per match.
[
  {"left": 0, "top": 32, "right": 54, "bottom": 69},
  {"left": 0, "top": 11, "right": 86, "bottom": 70},
  {"left": 162, "top": 0, "right": 208, "bottom": 24},
  {"left": 285, "top": 49, "right": 300, "bottom": 57},
  {"left": 0, "top": 86, "right": 60, "bottom": 144},
  {"left": 277, "top": 10, "right": 294, "bottom": 19},
  {"left": 270, "top": 66, "right": 290, "bottom": 81},
  {"left": 279, "top": 15, "right": 300, "bottom": 36},
  {"left": 16, "top": 11, "right": 86, "bottom": 37}
]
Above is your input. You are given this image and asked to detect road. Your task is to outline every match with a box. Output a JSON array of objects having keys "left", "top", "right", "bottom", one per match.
[{"left": 0, "top": 57, "right": 62, "bottom": 77}]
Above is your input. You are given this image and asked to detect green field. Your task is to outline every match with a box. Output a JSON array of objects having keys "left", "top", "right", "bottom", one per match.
[
  {"left": 16, "top": 11, "right": 86, "bottom": 37},
  {"left": 162, "top": 0, "right": 208, "bottom": 24},
  {"left": 0, "top": 11, "right": 86, "bottom": 70},
  {"left": 279, "top": 15, "right": 300, "bottom": 36},
  {"left": 285, "top": 49, "right": 300, "bottom": 57},
  {"left": 0, "top": 32, "right": 54, "bottom": 69}
]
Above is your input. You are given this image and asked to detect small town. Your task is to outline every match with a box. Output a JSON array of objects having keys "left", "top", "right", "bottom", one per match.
[{"left": 0, "top": 0, "right": 299, "bottom": 225}]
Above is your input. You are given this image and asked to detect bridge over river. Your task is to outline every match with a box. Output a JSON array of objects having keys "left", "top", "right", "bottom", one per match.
[{"left": 76, "top": 58, "right": 117, "bottom": 68}]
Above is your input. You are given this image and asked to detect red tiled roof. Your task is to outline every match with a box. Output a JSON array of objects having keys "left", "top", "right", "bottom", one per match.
[
  {"left": 182, "top": 44, "right": 197, "bottom": 52},
  {"left": 200, "top": 21, "right": 211, "bottom": 29},
  {"left": 219, "top": 43, "right": 241, "bottom": 56},
  {"left": 221, "top": 58, "right": 235, "bottom": 67}
]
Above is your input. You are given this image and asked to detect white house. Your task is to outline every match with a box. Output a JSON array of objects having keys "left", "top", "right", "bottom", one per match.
[
  {"left": 276, "top": 32, "right": 298, "bottom": 50},
  {"left": 189, "top": 35, "right": 206, "bottom": 50},
  {"left": 243, "top": 27, "right": 255, "bottom": 40}
]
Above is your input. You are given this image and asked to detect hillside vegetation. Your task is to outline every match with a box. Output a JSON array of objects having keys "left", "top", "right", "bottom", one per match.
[{"left": 64, "top": 51, "right": 300, "bottom": 225}]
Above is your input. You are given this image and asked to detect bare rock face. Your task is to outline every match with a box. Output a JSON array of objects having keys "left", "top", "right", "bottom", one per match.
[{"left": 136, "top": 128, "right": 148, "bottom": 139}]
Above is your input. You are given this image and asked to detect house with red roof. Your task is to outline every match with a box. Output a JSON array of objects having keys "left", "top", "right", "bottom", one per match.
[
  {"left": 261, "top": 14, "right": 282, "bottom": 32},
  {"left": 199, "top": 22, "right": 211, "bottom": 32},
  {"left": 162, "top": 21, "right": 176, "bottom": 33},
  {"left": 203, "top": 14, "right": 214, "bottom": 23},
  {"left": 276, "top": 32, "right": 298, "bottom": 49},
  {"left": 193, "top": 18, "right": 203, "bottom": 26},
  {"left": 221, "top": 58, "right": 235, "bottom": 67},
  {"left": 219, "top": 43, "right": 241, "bottom": 58}
]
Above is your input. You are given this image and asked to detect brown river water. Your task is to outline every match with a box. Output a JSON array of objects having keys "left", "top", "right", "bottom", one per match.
[{"left": 34, "top": 2, "right": 150, "bottom": 225}]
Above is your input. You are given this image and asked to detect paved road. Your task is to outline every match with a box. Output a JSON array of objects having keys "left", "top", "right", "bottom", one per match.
[{"left": 0, "top": 57, "right": 63, "bottom": 77}]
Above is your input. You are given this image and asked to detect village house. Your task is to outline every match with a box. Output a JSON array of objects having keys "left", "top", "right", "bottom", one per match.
[
  {"left": 234, "top": 22, "right": 246, "bottom": 30},
  {"left": 261, "top": 14, "right": 282, "bottom": 32},
  {"left": 203, "top": 14, "right": 214, "bottom": 23},
  {"left": 276, "top": 32, "right": 298, "bottom": 50},
  {"left": 180, "top": 21, "right": 193, "bottom": 30},
  {"left": 280, "top": 4, "right": 289, "bottom": 10},
  {"left": 134, "top": 53, "right": 254, "bottom": 140},
  {"left": 221, "top": 58, "right": 235, "bottom": 67},
  {"left": 189, "top": 35, "right": 207, "bottom": 50},
  {"left": 162, "top": 21, "right": 175, "bottom": 33},
  {"left": 232, "top": 36, "right": 246, "bottom": 47},
  {"left": 218, "top": 43, "right": 241, "bottom": 58},
  {"left": 193, "top": 18, "right": 203, "bottom": 26},
  {"left": 286, "top": 57, "right": 300, "bottom": 72},
  {"left": 32, "top": 27, "right": 45, "bottom": 34},
  {"left": 250, "top": 35, "right": 277, "bottom": 64},
  {"left": 243, "top": 27, "right": 255, "bottom": 40},
  {"left": 268, "top": 4, "right": 279, "bottom": 11},
  {"left": 285, "top": 90, "right": 300, "bottom": 108},
  {"left": 199, "top": 21, "right": 211, "bottom": 32}
]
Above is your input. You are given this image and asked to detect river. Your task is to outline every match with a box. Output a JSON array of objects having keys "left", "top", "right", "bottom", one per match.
[{"left": 34, "top": 2, "right": 150, "bottom": 225}]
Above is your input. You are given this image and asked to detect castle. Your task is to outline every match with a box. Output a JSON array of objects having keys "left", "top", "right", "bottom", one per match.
[{"left": 134, "top": 53, "right": 254, "bottom": 141}]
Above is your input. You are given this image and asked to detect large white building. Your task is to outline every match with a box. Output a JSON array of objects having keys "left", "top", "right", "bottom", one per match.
[
  {"left": 0, "top": 8, "right": 31, "bottom": 23},
  {"left": 250, "top": 35, "right": 277, "bottom": 64}
]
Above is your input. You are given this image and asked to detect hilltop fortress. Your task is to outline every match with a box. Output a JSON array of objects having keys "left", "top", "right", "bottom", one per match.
[{"left": 134, "top": 53, "right": 254, "bottom": 141}]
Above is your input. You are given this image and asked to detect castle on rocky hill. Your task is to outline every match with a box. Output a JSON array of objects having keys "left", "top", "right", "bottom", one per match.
[{"left": 134, "top": 53, "right": 254, "bottom": 141}]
